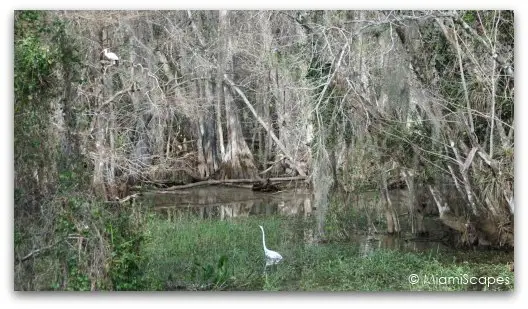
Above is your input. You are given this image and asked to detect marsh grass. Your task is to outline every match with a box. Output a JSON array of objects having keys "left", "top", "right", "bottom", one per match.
[
  {"left": 14, "top": 193, "right": 513, "bottom": 291},
  {"left": 139, "top": 214, "right": 514, "bottom": 291}
]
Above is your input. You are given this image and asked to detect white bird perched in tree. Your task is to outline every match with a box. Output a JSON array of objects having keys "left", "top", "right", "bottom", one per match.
[
  {"left": 101, "top": 48, "right": 119, "bottom": 66},
  {"left": 259, "top": 225, "right": 282, "bottom": 265}
]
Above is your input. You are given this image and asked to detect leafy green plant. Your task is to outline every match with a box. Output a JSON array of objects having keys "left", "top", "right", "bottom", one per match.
[{"left": 191, "top": 255, "right": 234, "bottom": 289}]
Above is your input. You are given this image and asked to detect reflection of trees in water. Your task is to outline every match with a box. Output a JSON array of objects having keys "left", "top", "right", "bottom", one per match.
[
  {"left": 154, "top": 187, "right": 444, "bottom": 241},
  {"left": 344, "top": 189, "right": 444, "bottom": 236},
  {"left": 359, "top": 234, "right": 446, "bottom": 257},
  {"left": 220, "top": 201, "right": 255, "bottom": 219},
  {"left": 152, "top": 192, "right": 313, "bottom": 220}
]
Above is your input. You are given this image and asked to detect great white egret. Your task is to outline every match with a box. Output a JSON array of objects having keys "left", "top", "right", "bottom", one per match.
[
  {"left": 259, "top": 225, "right": 282, "bottom": 265},
  {"left": 101, "top": 48, "right": 119, "bottom": 66}
]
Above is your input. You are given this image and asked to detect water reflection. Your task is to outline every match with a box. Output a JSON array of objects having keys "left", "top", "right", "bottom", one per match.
[
  {"left": 139, "top": 186, "right": 461, "bottom": 255},
  {"left": 358, "top": 234, "right": 447, "bottom": 257},
  {"left": 140, "top": 185, "right": 313, "bottom": 220}
]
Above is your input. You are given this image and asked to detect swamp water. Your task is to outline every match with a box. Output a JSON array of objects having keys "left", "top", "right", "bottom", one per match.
[{"left": 136, "top": 186, "right": 513, "bottom": 291}]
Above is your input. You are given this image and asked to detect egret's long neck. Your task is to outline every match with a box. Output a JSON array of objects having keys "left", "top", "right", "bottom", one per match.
[{"left": 260, "top": 228, "right": 267, "bottom": 251}]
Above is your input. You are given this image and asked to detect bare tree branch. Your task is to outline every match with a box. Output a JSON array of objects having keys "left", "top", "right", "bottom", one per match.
[{"left": 224, "top": 74, "right": 307, "bottom": 177}]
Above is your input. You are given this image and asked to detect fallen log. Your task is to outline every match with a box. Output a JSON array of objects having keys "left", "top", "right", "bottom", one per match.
[{"left": 160, "top": 176, "right": 307, "bottom": 191}]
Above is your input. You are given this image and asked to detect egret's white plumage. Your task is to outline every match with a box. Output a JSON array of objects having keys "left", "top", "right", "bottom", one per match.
[
  {"left": 259, "top": 225, "right": 282, "bottom": 265},
  {"left": 102, "top": 48, "right": 119, "bottom": 66}
]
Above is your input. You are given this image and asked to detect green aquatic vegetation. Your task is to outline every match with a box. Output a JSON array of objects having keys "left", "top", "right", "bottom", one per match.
[
  {"left": 16, "top": 197, "right": 512, "bottom": 291},
  {"left": 139, "top": 214, "right": 513, "bottom": 291}
]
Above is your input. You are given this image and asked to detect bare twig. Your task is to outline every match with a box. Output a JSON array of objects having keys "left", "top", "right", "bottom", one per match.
[
  {"left": 450, "top": 140, "right": 478, "bottom": 215},
  {"left": 462, "top": 147, "right": 478, "bottom": 172},
  {"left": 17, "top": 241, "right": 61, "bottom": 264},
  {"left": 97, "top": 84, "right": 133, "bottom": 112},
  {"left": 451, "top": 11, "right": 514, "bottom": 77}
]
